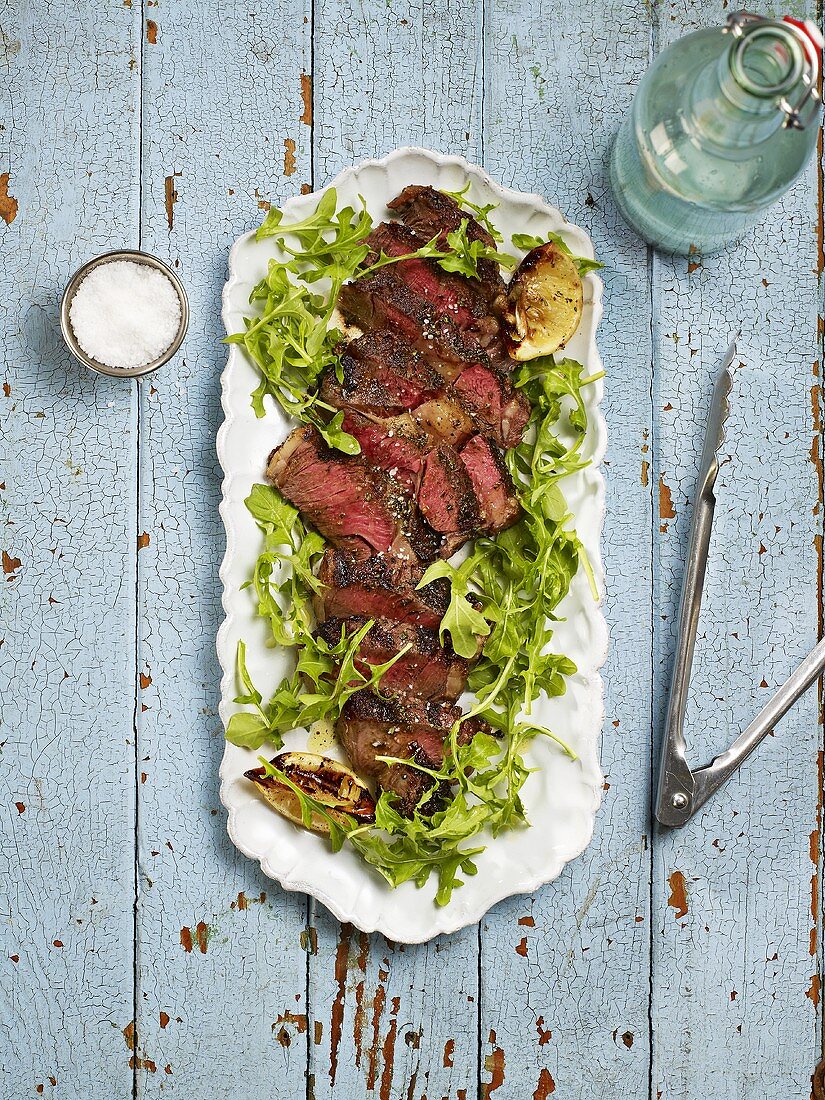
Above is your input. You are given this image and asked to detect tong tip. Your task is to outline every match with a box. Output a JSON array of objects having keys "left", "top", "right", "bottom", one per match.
[{"left": 709, "top": 334, "right": 739, "bottom": 464}]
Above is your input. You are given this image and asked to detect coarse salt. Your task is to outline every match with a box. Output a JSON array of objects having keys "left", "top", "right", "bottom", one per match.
[{"left": 69, "top": 259, "right": 182, "bottom": 370}]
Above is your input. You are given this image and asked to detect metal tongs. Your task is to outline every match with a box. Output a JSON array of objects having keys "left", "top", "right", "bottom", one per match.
[{"left": 656, "top": 337, "right": 825, "bottom": 826}]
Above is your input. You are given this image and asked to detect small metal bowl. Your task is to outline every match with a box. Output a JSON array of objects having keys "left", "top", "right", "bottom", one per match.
[{"left": 60, "top": 249, "right": 189, "bottom": 378}]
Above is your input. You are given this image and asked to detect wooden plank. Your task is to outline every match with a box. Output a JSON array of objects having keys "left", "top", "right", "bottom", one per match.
[
  {"left": 307, "top": 2, "right": 485, "bottom": 1097},
  {"left": 309, "top": 914, "right": 481, "bottom": 1100},
  {"left": 479, "top": 1, "right": 655, "bottom": 1096},
  {"left": 312, "top": 0, "right": 484, "bottom": 185},
  {"left": 650, "top": 4, "right": 823, "bottom": 1095},
  {"left": 134, "top": 4, "right": 312, "bottom": 1096},
  {"left": 0, "top": 3, "right": 140, "bottom": 1098}
]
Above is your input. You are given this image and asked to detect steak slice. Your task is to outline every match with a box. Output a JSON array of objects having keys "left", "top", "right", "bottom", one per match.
[
  {"left": 266, "top": 425, "right": 440, "bottom": 560},
  {"left": 340, "top": 410, "right": 429, "bottom": 491},
  {"left": 365, "top": 221, "right": 496, "bottom": 337},
  {"left": 338, "top": 269, "right": 490, "bottom": 372},
  {"left": 314, "top": 548, "right": 450, "bottom": 631},
  {"left": 319, "top": 331, "right": 444, "bottom": 416},
  {"left": 323, "top": 334, "right": 526, "bottom": 451},
  {"left": 418, "top": 444, "right": 480, "bottom": 537},
  {"left": 387, "top": 184, "right": 496, "bottom": 248},
  {"left": 337, "top": 690, "right": 490, "bottom": 814},
  {"left": 460, "top": 434, "right": 522, "bottom": 534},
  {"left": 318, "top": 615, "right": 479, "bottom": 702},
  {"left": 386, "top": 185, "right": 508, "bottom": 311},
  {"left": 452, "top": 362, "right": 531, "bottom": 448},
  {"left": 339, "top": 398, "right": 477, "bottom": 488}
]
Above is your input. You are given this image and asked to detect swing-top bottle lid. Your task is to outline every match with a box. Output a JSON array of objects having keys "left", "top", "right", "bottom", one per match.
[{"left": 725, "top": 11, "right": 822, "bottom": 130}]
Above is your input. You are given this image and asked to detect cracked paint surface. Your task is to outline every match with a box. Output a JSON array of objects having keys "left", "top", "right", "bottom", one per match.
[{"left": 1, "top": 0, "right": 822, "bottom": 1098}]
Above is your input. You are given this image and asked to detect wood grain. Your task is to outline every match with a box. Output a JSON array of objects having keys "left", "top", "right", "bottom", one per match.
[
  {"left": 133, "top": 3, "right": 311, "bottom": 1097},
  {"left": 308, "top": 1, "right": 485, "bottom": 1096},
  {"left": 650, "top": 2, "right": 823, "bottom": 1094},
  {"left": 0, "top": 3, "right": 141, "bottom": 1098},
  {"left": 479, "top": 0, "right": 655, "bottom": 1095},
  {"left": 1, "top": 1, "right": 823, "bottom": 1096}
]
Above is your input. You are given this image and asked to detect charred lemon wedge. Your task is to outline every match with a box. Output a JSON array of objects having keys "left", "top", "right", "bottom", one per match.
[
  {"left": 505, "top": 241, "right": 583, "bottom": 361},
  {"left": 245, "top": 751, "right": 376, "bottom": 835}
]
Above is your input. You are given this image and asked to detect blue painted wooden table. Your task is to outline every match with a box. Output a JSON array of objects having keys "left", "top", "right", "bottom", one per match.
[{"left": 1, "top": 2, "right": 822, "bottom": 1096}]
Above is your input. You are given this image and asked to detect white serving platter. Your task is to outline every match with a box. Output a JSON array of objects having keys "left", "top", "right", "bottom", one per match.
[{"left": 217, "top": 147, "right": 607, "bottom": 942}]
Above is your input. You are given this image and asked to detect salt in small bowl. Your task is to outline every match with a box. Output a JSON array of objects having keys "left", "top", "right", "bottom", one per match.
[{"left": 60, "top": 250, "right": 189, "bottom": 379}]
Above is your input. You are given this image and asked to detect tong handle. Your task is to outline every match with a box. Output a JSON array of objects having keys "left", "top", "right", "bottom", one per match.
[
  {"left": 655, "top": 474, "right": 717, "bottom": 826},
  {"left": 655, "top": 354, "right": 733, "bottom": 827},
  {"left": 657, "top": 497, "right": 825, "bottom": 825}
]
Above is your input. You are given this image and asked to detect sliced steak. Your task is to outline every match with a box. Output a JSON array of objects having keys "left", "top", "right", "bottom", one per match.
[
  {"left": 386, "top": 185, "right": 508, "bottom": 312},
  {"left": 338, "top": 269, "right": 491, "bottom": 373},
  {"left": 267, "top": 425, "right": 440, "bottom": 561},
  {"left": 452, "top": 362, "right": 531, "bottom": 448},
  {"left": 459, "top": 434, "right": 522, "bottom": 534},
  {"left": 267, "top": 426, "right": 404, "bottom": 557},
  {"left": 340, "top": 410, "right": 429, "bottom": 491},
  {"left": 318, "top": 615, "right": 478, "bottom": 702},
  {"left": 314, "top": 548, "right": 450, "bottom": 631},
  {"left": 337, "top": 691, "right": 447, "bottom": 813},
  {"left": 341, "top": 398, "right": 477, "bottom": 479},
  {"left": 319, "top": 331, "right": 444, "bottom": 416},
  {"left": 418, "top": 444, "right": 480, "bottom": 537},
  {"left": 323, "top": 338, "right": 526, "bottom": 453},
  {"left": 346, "top": 329, "right": 439, "bottom": 386},
  {"left": 387, "top": 184, "right": 497, "bottom": 248},
  {"left": 365, "top": 221, "right": 494, "bottom": 336},
  {"left": 337, "top": 690, "right": 490, "bottom": 814}
]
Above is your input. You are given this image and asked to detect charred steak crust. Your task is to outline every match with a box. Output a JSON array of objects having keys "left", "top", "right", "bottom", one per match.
[
  {"left": 336, "top": 690, "right": 453, "bottom": 814},
  {"left": 320, "top": 332, "right": 444, "bottom": 416},
  {"left": 459, "top": 434, "right": 522, "bottom": 534},
  {"left": 337, "top": 269, "right": 492, "bottom": 370},
  {"left": 339, "top": 400, "right": 481, "bottom": 495},
  {"left": 418, "top": 444, "right": 481, "bottom": 535},
  {"left": 314, "top": 548, "right": 450, "bottom": 631},
  {"left": 322, "top": 333, "right": 528, "bottom": 450},
  {"left": 387, "top": 184, "right": 496, "bottom": 248},
  {"left": 318, "top": 614, "right": 477, "bottom": 702}
]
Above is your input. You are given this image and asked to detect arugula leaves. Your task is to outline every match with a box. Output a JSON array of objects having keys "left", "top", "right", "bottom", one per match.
[
  {"left": 417, "top": 556, "right": 490, "bottom": 659},
  {"left": 438, "top": 184, "right": 600, "bottom": 277},
  {"left": 227, "top": 484, "right": 413, "bottom": 750},
  {"left": 440, "top": 182, "right": 506, "bottom": 244},
  {"left": 227, "top": 618, "right": 414, "bottom": 751},
  {"left": 228, "top": 190, "right": 371, "bottom": 439},
  {"left": 438, "top": 221, "right": 517, "bottom": 277},
  {"left": 352, "top": 219, "right": 516, "bottom": 281}
]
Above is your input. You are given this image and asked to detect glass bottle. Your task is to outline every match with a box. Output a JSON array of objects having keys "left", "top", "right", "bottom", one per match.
[{"left": 609, "top": 13, "right": 822, "bottom": 255}]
